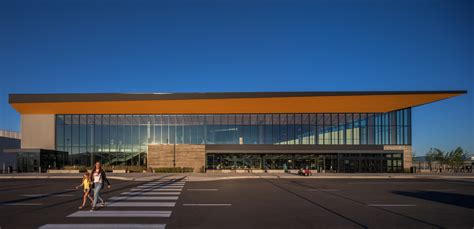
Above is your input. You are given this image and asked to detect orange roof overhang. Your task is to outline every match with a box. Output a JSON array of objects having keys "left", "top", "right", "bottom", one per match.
[{"left": 9, "top": 91, "right": 466, "bottom": 114}]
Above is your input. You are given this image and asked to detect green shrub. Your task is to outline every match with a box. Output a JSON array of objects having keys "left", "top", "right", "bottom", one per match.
[{"left": 154, "top": 167, "right": 193, "bottom": 173}]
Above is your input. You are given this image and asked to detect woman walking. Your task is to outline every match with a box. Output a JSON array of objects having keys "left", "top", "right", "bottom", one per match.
[{"left": 90, "top": 161, "right": 111, "bottom": 211}]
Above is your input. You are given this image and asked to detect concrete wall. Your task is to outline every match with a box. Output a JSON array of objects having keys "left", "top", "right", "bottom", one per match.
[
  {"left": 148, "top": 144, "right": 205, "bottom": 173},
  {"left": 384, "top": 145, "right": 412, "bottom": 170},
  {"left": 21, "top": 114, "right": 55, "bottom": 150}
]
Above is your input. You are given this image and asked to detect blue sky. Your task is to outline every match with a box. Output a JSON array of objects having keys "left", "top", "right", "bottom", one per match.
[{"left": 0, "top": 0, "right": 472, "bottom": 155}]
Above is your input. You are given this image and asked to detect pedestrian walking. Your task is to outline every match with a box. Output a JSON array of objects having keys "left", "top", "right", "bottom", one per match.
[
  {"left": 75, "top": 170, "right": 94, "bottom": 209},
  {"left": 90, "top": 162, "right": 111, "bottom": 211}
]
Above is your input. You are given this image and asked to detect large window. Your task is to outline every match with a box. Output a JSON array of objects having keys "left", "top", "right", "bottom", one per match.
[
  {"left": 206, "top": 153, "right": 403, "bottom": 173},
  {"left": 55, "top": 109, "right": 412, "bottom": 166}
]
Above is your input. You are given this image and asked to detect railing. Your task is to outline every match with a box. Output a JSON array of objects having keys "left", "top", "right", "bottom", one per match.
[{"left": 0, "top": 129, "right": 21, "bottom": 139}]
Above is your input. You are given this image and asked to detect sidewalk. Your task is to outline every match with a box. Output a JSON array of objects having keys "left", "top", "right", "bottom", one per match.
[{"left": 1, "top": 172, "right": 473, "bottom": 182}]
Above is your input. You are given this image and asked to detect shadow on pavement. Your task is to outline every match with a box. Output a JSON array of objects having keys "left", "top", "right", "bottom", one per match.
[{"left": 392, "top": 191, "right": 474, "bottom": 209}]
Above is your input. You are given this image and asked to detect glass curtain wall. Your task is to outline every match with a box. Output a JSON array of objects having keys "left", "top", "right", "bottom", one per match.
[
  {"left": 206, "top": 153, "right": 404, "bottom": 173},
  {"left": 55, "top": 109, "right": 411, "bottom": 166}
]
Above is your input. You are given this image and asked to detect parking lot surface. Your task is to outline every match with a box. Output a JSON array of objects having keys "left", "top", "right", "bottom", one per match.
[{"left": 0, "top": 177, "right": 473, "bottom": 228}]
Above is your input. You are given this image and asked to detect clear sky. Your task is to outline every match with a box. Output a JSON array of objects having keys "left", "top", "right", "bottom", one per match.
[{"left": 0, "top": 0, "right": 472, "bottom": 155}]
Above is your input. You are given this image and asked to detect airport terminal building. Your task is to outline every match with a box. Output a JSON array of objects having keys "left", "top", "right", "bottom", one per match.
[{"left": 8, "top": 91, "right": 466, "bottom": 173}]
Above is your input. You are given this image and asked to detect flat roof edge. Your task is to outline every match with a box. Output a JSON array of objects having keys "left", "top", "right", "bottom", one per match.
[{"left": 8, "top": 90, "right": 468, "bottom": 104}]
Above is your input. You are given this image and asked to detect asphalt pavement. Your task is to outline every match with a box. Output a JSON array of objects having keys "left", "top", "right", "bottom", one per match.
[{"left": 0, "top": 177, "right": 473, "bottom": 228}]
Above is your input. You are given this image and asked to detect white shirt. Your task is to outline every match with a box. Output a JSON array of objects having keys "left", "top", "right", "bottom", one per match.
[{"left": 93, "top": 171, "right": 102, "bottom": 183}]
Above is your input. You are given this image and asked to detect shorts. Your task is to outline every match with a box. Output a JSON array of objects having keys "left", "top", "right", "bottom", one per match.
[{"left": 83, "top": 188, "right": 90, "bottom": 193}]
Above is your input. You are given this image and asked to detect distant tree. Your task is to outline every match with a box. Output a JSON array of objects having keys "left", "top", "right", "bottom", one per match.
[
  {"left": 433, "top": 148, "right": 446, "bottom": 172},
  {"left": 426, "top": 148, "right": 436, "bottom": 171},
  {"left": 449, "top": 147, "right": 468, "bottom": 172}
]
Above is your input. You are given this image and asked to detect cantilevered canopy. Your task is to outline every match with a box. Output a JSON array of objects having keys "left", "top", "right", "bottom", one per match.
[{"left": 9, "top": 91, "right": 466, "bottom": 114}]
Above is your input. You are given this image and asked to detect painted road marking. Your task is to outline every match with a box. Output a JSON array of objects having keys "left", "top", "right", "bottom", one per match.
[
  {"left": 187, "top": 189, "right": 218, "bottom": 191},
  {"left": 110, "top": 196, "right": 178, "bottom": 201},
  {"left": 348, "top": 182, "right": 434, "bottom": 184},
  {"left": 19, "top": 194, "right": 48, "bottom": 197},
  {"left": 121, "top": 191, "right": 181, "bottom": 195},
  {"left": 368, "top": 204, "right": 416, "bottom": 207},
  {"left": 146, "top": 181, "right": 185, "bottom": 184},
  {"left": 138, "top": 184, "right": 184, "bottom": 187},
  {"left": 68, "top": 210, "right": 172, "bottom": 218},
  {"left": 39, "top": 224, "right": 166, "bottom": 229},
  {"left": 136, "top": 185, "right": 183, "bottom": 188},
  {"left": 20, "top": 194, "right": 74, "bottom": 197},
  {"left": 424, "top": 189, "right": 456, "bottom": 192},
  {"left": 139, "top": 185, "right": 184, "bottom": 188},
  {"left": 130, "top": 188, "right": 182, "bottom": 192},
  {"left": 183, "top": 204, "right": 232, "bottom": 207},
  {"left": 306, "top": 189, "right": 340, "bottom": 192},
  {"left": 107, "top": 202, "right": 176, "bottom": 207},
  {"left": 0, "top": 203, "right": 44, "bottom": 206},
  {"left": 131, "top": 187, "right": 182, "bottom": 191}
]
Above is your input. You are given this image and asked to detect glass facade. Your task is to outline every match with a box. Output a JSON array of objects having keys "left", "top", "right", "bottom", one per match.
[
  {"left": 206, "top": 153, "right": 404, "bottom": 173},
  {"left": 55, "top": 108, "right": 411, "bottom": 166}
]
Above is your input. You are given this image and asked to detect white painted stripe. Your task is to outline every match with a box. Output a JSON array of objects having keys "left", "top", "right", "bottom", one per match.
[
  {"left": 187, "top": 189, "right": 218, "bottom": 191},
  {"left": 130, "top": 188, "right": 182, "bottom": 192},
  {"left": 368, "top": 204, "right": 416, "bottom": 207},
  {"left": 20, "top": 194, "right": 75, "bottom": 197},
  {"left": 138, "top": 185, "right": 184, "bottom": 187},
  {"left": 121, "top": 192, "right": 181, "bottom": 195},
  {"left": 132, "top": 187, "right": 183, "bottom": 190},
  {"left": 183, "top": 204, "right": 232, "bottom": 207},
  {"left": 138, "top": 185, "right": 184, "bottom": 188},
  {"left": 139, "top": 185, "right": 184, "bottom": 188},
  {"left": 147, "top": 182, "right": 185, "bottom": 185},
  {"left": 1, "top": 203, "right": 43, "bottom": 206},
  {"left": 306, "top": 189, "right": 340, "bottom": 192},
  {"left": 110, "top": 196, "right": 178, "bottom": 201},
  {"left": 39, "top": 224, "right": 166, "bottom": 229},
  {"left": 146, "top": 182, "right": 185, "bottom": 184},
  {"left": 108, "top": 202, "right": 175, "bottom": 207},
  {"left": 68, "top": 211, "right": 172, "bottom": 218},
  {"left": 20, "top": 194, "right": 47, "bottom": 197},
  {"left": 64, "top": 188, "right": 76, "bottom": 191}
]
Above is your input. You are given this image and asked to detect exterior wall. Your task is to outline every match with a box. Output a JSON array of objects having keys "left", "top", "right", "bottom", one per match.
[
  {"left": 384, "top": 145, "right": 412, "bottom": 170},
  {"left": 148, "top": 144, "right": 205, "bottom": 173},
  {"left": 21, "top": 114, "right": 55, "bottom": 150},
  {"left": 0, "top": 137, "right": 21, "bottom": 168}
]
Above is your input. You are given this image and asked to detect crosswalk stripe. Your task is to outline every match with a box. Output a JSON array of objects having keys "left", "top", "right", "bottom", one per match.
[
  {"left": 147, "top": 182, "right": 185, "bottom": 184},
  {"left": 139, "top": 185, "right": 184, "bottom": 187},
  {"left": 68, "top": 211, "right": 172, "bottom": 218},
  {"left": 0, "top": 203, "right": 43, "bottom": 206},
  {"left": 145, "top": 182, "right": 185, "bottom": 185},
  {"left": 110, "top": 196, "right": 178, "bottom": 201},
  {"left": 130, "top": 188, "right": 182, "bottom": 191},
  {"left": 39, "top": 224, "right": 166, "bottom": 229},
  {"left": 187, "top": 189, "right": 218, "bottom": 191},
  {"left": 130, "top": 188, "right": 182, "bottom": 192},
  {"left": 121, "top": 192, "right": 181, "bottom": 195},
  {"left": 20, "top": 194, "right": 75, "bottom": 197},
  {"left": 107, "top": 202, "right": 175, "bottom": 207},
  {"left": 138, "top": 184, "right": 184, "bottom": 187}
]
